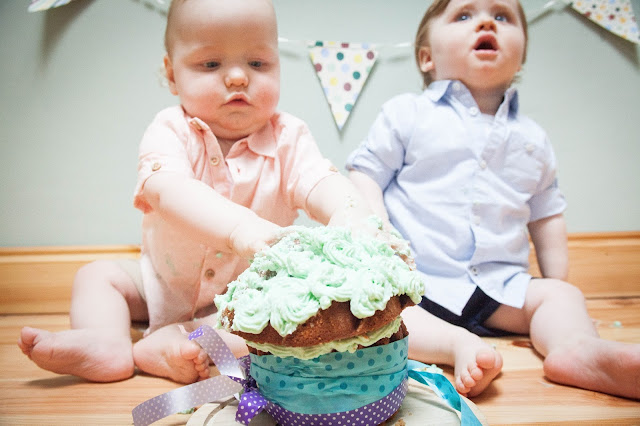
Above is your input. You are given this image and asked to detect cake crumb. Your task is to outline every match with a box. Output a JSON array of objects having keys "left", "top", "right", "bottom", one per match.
[{"left": 394, "top": 419, "right": 406, "bottom": 426}]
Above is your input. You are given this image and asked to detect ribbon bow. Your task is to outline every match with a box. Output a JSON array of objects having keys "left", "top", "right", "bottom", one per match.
[{"left": 228, "top": 356, "right": 269, "bottom": 424}]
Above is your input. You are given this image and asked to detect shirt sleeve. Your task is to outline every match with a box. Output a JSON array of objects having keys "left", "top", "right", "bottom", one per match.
[
  {"left": 528, "top": 134, "right": 567, "bottom": 222},
  {"left": 274, "top": 114, "right": 337, "bottom": 216},
  {"left": 133, "top": 108, "right": 195, "bottom": 213},
  {"left": 345, "top": 94, "right": 415, "bottom": 191}
]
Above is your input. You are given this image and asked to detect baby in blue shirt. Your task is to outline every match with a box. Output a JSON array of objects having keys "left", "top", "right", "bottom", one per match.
[{"left": 348, "top": 0, "right": 640, "bottom": 399}]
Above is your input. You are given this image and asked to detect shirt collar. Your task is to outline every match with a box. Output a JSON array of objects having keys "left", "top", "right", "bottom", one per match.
[
  {"left": 244, "top": 119, "right": 277, "bottom": 158},
  {"left": 426, "top": 80, "right": 520, "bottom": 118},
  {"left": 187, "top": 113, "right": 277, "bottom": 158}
]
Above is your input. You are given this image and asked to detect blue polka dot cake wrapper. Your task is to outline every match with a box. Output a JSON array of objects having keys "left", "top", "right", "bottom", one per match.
[{"left": 248, "top": 338, "right": 409, "bottom": 423}]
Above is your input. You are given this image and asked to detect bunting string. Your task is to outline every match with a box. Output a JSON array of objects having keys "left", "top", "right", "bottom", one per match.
[{"left": 28, "top": 0, "right": 640, "bottom": 130}]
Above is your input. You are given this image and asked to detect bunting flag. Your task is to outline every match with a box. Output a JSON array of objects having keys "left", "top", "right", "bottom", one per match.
[
  {"left": 308, "top": 41, "right": 378, "bottom": 131},
  {"left": 28, "top": 0, "right": 75, "bottom": 12},
  {"left": 571, "top": 0, "right": 640, "bottom": 44}
]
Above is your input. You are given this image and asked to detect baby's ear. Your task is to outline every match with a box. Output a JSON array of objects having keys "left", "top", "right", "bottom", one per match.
[
  {"left": 163, "top": 54, "right": 179, "bottom": 96},
  {"left": 418, "top": 46, "right": 434, "bottom": 73}
]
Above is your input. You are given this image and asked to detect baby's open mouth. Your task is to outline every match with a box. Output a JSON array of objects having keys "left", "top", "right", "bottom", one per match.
[{"left": 474, "top": 36, "right": 497, "bottom": 51}]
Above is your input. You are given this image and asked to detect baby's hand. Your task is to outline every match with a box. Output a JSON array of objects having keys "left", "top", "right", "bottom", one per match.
[
  {"left": 343, "top": 215, "right": 416, "bottom": 270},
  {"left": 228, "top": 217, "right": 284, "bottom": 259},
  {"left": 374, "top": 224, "right": 416, "bottom": 270},
  {"left": 327, "top": 196, "right": 377, "bottom": 236}
]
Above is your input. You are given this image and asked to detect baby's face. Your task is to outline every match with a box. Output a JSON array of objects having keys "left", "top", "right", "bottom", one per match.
[
  {"left": 165, "top": 0, "right": 280, "bottom": 142},
  {"left": 419, "top": 0, "right": 526, "bottom": 91}
]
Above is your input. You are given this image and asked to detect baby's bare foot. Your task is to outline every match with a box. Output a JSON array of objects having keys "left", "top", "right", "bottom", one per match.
[
  {"left": 133, "top": 325, "right": 210, "bottom": 384},
  {"left": 18, "top": 326, "right": 134, "bottom": 382},
  {"left": 454, "top": 338, "right": 503, "bottom": 397},
  {"left": 544, "top": 335, "right": 640, "bottom": 400}
]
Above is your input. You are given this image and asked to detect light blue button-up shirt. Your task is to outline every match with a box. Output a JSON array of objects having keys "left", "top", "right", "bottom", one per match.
[{"left": 346, "top": 80, "right": 567, "bottom": 315}]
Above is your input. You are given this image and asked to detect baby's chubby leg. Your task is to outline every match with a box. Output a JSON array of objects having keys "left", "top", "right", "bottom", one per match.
[
  {"left": 488, "top": 279, "right": 640, "bottom": 400},
  {"left": 18, "top": 260, "right": 140, "bottom": 382},
  {"left": 132, "top": 315, "right": 249, "bottom": 384},
  {"left": 402, "top": 305, "right": 502, "bottom": 397}
]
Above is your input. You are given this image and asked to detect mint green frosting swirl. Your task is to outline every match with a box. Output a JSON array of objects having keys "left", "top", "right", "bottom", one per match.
[{"left": 215, "top": 226, "right": 424, "bottom": 338}]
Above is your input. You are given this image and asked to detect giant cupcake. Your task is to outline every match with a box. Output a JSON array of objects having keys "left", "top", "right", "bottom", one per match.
[{"left": 215, "top": 225, "right": 424, "bottom": 425}]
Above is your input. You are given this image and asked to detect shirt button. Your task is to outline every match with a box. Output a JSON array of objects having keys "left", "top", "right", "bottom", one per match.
[
  {"left": 210, "top": 156, "right": 220, "bottom": 166},
  {"left": 479, "top": 160, "right": 487, "bottom": 169},
  {"left": 204, "top": 269, "right": 215, "bottom": 279},
  {"left": 526, "top": 143, "right": 535, "bottom": 153},
  {"left": 190, "top": 119, "right": 202, "bottom": 131},
  {"left": 469, "top": 106, "right": 479, "bottom": 116},
  {"left": 151, "top": 162, "right": 161, "bottom": 171},
  {"left": 470, "top": 266, "right": 479, "bottom": 276},
  {"left": 452, "top": 82, "right": 462, "bottom": 91},
  {"left": 473, "top": 215, "right": 481, "bottom": 225}
]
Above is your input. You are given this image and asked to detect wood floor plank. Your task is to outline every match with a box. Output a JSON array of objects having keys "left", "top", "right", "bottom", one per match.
[{"left": 1, "top": 298, "right": 639, "bottom": 425}]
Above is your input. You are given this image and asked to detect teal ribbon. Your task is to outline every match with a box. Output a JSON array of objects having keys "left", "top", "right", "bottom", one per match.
[
  {"left": 407, "top": 360, "right": 482, "bottom": 426},
  {"left": 250, "top": 337, "right": 409, "bottom": 414}
]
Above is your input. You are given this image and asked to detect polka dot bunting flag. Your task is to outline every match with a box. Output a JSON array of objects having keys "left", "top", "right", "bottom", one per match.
[
  {"left": 28, "top": 0, "right": 75, "bottom": 12},
  {"left": 571, "top": 0, "right": 639, "bottom": 44},
  {"left": 309, "top": 41, "right": 378, "bottom": 131}
]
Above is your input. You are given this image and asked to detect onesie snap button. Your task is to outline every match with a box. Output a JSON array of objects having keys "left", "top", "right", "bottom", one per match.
[
  {"left": 204, "top": 269, "right": 216, "bottom": 279},
  {"left": 210, "top": 156, "right": 220, "bottom": 166},
  {"left": 151, "top": 162, "right": 161, "bottom": 171}
]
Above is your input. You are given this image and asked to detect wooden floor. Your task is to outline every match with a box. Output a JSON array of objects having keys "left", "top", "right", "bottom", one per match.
[
  {"left": 1, "top": 298, "right": 639, "bottom": 425},
  {"left": 1, "top": 234, "right": 639, "bottom": 425}
]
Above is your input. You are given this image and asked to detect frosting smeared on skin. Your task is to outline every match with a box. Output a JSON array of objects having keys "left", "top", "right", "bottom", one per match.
[{"left": 215, "top": 226, "right": 424, "bottom": 338}]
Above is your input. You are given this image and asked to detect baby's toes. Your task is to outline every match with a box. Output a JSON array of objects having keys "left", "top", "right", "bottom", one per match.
[
  {"left": 197, "top": 366, "right": 210, "bottom": 380},
  {"left": 455, "top": 374, "right": 472, "bottom": 395},
  {"left": 469, "top": 364, "right": 484, "bottom": 381},
  {"left": 179, "top": 341, "right": 203, "bottom": 361}
]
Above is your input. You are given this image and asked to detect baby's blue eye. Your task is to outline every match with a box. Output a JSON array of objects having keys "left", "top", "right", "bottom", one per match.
[
  {"left": 249, "top": 61, "right": 263, "bottom": 68},
  {"left": 456, "top": 13, "right": 471, "bottom": 21},
  {"left": 204, "top": 61, "right": 220, "bottom": 69},
  {"left": 495, "top": 14, "right": 508, "bottom": 21}
]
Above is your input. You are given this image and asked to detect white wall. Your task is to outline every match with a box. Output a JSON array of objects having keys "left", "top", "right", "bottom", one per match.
[{"left": 1, "top": 0, "right": 639, "bottom": 246}]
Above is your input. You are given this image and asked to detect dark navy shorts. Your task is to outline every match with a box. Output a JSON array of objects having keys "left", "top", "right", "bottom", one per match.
[{"left": 418, "top": 287, "right": 514, "bottom": 337}]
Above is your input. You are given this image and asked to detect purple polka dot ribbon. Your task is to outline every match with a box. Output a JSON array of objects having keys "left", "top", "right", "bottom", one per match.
[{"left": 264, "top": 378, "right": 408, "bottom": 426}]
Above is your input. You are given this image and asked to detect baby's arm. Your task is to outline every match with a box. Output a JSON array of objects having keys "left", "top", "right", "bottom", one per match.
[
  {"left": 141, "top": 171, "right": 281, "bottom": 259},
  {"left": 305, "top": 172, "right": 377, "bottom": 231},
  {"left": 528, "top": 213, "right": 569, "bottom": 280},
  {"left": 348, "top": 170, "right": 390, "bottom": 224}
]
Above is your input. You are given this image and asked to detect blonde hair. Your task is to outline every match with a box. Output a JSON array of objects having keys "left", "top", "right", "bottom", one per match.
[
  {"left": 414, "top": 0, "right": 529, "bottom": 88},
  {"left": 164, "top": 0, "right": 185, "bottom": 55}
]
